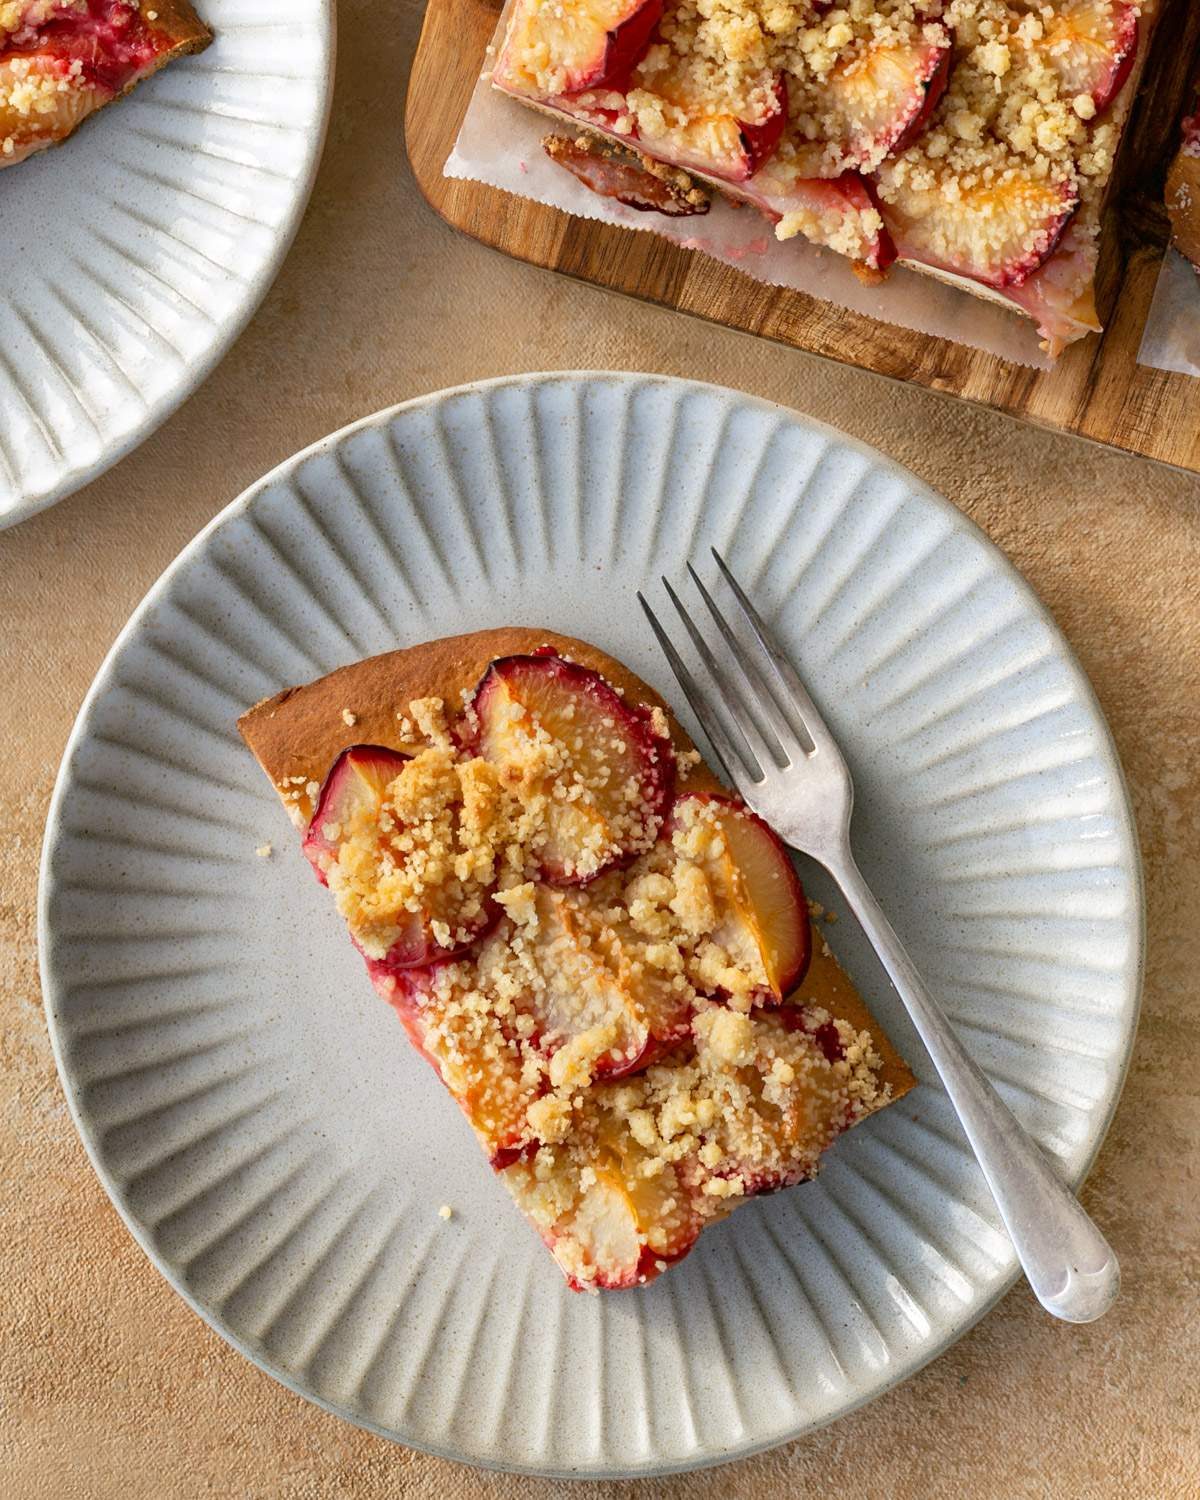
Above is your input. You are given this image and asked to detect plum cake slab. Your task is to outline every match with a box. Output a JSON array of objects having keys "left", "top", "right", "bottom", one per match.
[
  {"left": 239, "top": 628, "right": 913, "bottom": 1292},
  {"left": 0, "top": 0, "right": 211, "bottom": 170},
  {"left": 492, "top": 0, "right": 1159, "bottom": 355}
]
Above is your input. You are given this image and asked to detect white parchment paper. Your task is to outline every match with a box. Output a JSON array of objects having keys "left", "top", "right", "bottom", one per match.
[
  {"left": 1137, "top": 247, "right": 1200, "bottom": 378},
  {"left": 446, "top": 60, "right": 1055, "bottom": 369}
]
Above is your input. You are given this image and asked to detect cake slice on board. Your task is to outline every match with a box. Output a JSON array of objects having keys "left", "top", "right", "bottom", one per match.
[{"left": 491, "top": 0, "right": 1159, "bottom": 355}]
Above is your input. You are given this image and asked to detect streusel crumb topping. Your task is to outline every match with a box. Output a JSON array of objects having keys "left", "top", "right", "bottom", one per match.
[
  {"left": 504, "top": 999, "right": 885, "bottom": 1285},
  {"left": 320, "top": 745, "right": 504, "bottom": 959},
  {"left": 311, "top": 658, "right": 892, "bottom": 1289},
  {"left": 875, "top": 1, "right": 1129, "bottom": 214}
]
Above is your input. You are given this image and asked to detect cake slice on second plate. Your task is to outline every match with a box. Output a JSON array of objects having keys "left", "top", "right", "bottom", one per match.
[{"left": 0, "top": 0, "right": 211, "bottom": 171}]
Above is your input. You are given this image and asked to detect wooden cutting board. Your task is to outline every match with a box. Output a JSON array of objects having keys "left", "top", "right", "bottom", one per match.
[{"left": 406, "top": 0, "right": 1200, "bottom": 474}]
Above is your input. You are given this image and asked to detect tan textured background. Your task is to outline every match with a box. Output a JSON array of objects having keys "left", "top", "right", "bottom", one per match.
[{"left": 2, "top": 3, "right": 1198, "bottom": 1496}]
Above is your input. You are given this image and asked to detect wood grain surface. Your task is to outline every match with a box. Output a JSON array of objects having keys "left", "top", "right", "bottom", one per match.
[{"left": 406, "top": 0, "right": 1200, "bottom": 473}]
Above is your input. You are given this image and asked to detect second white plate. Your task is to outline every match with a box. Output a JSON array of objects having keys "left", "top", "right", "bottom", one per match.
[
  {"left": 40, "top": 374, "right": 1142, "bottom": 1477},
  {"left": 0, "top": 0, "right": 334, "bottom": 528}
]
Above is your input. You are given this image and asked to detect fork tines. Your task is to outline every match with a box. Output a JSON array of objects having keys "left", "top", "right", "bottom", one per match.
[{"left": 638, "top": 550, "right": 825, "bottom": 800}]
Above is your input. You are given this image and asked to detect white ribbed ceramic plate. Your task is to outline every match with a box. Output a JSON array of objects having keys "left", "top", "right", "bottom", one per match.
[
  {"left": 40, "top": 374, "right": 1143, "bottom": 1478},
  {"left": 0, "top": 0, "right": 333, "bottom": 530}
]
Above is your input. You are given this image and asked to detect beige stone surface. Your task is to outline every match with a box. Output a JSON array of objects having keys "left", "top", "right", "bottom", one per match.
[{"left": 2, "top": 3, "right": 1198, "bottom": 1496}]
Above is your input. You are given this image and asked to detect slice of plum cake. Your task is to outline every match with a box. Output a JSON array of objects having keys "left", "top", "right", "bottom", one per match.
[
  {"left": 240, "top": 628, "right": 913, "bottom": 1291},
  {"left": 491, "top": 0, "right": 1158, "bottom": 354},
  {"left": 0, "top": 1, "right": 211, "bottom": 170}
]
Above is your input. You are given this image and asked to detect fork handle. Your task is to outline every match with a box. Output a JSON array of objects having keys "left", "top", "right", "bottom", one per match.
[{"left": 828, "top": 850, "right": 1120, "bottom": 1324}]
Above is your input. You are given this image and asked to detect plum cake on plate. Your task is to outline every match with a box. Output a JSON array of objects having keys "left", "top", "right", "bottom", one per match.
[
  {"left": 0, "top": 0, "right": 211, "bottom": 170},
  {"left": 240, "top": 629, "right": 913, "bottom": 1292},
  {"left": 492, "top": 0, "right": 1158, "bottom": 354}
]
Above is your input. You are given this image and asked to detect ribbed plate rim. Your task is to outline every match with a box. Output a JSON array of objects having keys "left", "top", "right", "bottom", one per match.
[
  {"left": 38, "top": 372, "right": 1146, "bottom": 1479},
  {"left": 1, "top": 0, "right": 336, "bottom": 531}
]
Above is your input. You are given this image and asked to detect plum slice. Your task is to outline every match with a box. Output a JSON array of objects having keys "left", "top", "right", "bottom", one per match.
[
  {"left": 1033, "top": 0, "right": 1138, "bottom": 115},
  {"left": 469, "top": 651, "right": 674, "bottom": 883},
  {"left": 564, "top": 1169, "right": 645, "bottom": 1288},
  {"left": 736, "top": 76, "right": 789, "bottom": 176},
  {"left": 0, "top": 55, "right": 110, "bottom": 161},
  {"left": 13, "top": 0, "right": 180, "bottom": 88},
  {"left": 630, "top": 59, "right": 789, "bottom": 183},
  {"left": 791, "top": 26, "right": 953, "bottom": 173},
  {"left": 672, "top": 792, "right": 811, "bottom": 1002},
  {"left": 888, "top": 41, "right": 953, "bottom": 155},
  {"left": 563, "top": 1156, "right": 701, "bottom": 1288},
  {"left": 768, "top": 169, "right": 897, "bottom": 274},
  {"left": 303, "top": 744, "right": 494, "bottom": 968},
  {"left": 371, "top": 964, "right": 542, "bottom": 1165},
  {"left": 876, "top": 148, "right": 1079, "bottom": 289},
  {"left": 542, "top": 133, "right": 711, "bottom": 217},
  {"left": 302, "top": 744, "right": 409, "bottom": 885},
  {"left": 518, "top": 885, "right": 691, "bottom": 1080},
  {"left": 691, "top": 1004, "right": 856, "bottom": 1197},
  {"left": 510, "top": 1139, "right": 701, "bottom": 1289},
  {"left": 494, "top": 0, "right": 662, "bottom": 98}
]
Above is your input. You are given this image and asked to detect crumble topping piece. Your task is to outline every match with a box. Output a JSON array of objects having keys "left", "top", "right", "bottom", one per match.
[{"left": 504, "top": 1002, "right": 888, "bottom": 1289}]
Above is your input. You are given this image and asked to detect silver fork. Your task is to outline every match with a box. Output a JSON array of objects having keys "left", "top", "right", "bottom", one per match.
[{"left": 640, "top": 550, "right": 1120, "bottom": 1324}]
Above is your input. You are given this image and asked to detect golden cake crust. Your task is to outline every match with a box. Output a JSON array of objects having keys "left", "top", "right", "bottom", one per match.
[
  {"left": 144, "top": 0, "right": 212, "bottom": 48},
  {"left": 1167, "top": 142, "right": 1200, "bottom": 270}
]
